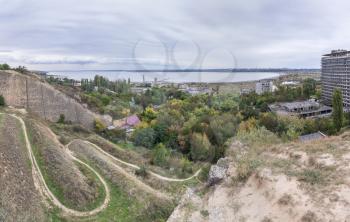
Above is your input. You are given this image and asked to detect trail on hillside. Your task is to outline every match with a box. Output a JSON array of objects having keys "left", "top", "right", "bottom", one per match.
[
  {"left": 2, "top": 113, "right": 111, "bottom": 217},
  {"left": 1, "top": 112, "right": 201, "bottom": 218},
  {"left": 68, "top": 139, "right": 171, "bottom": 201},
  {"left": 79, "top": 140, "right": 202, "bottom": 182}
]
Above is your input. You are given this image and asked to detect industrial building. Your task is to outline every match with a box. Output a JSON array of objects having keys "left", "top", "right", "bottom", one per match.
[
  {"left": 321, "top": 50, "right": 350, "bottom": 107},
  {"left": 268, "top": 100, "right": 332, "bottom": 118}
]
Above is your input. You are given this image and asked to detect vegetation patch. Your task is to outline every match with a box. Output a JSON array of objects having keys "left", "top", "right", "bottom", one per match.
[
  {"left": 26, "top": 120, "right": 105, "bottom": 211},
  {"left": 236, "top": 155, "right": 261, "bottom": 181}
]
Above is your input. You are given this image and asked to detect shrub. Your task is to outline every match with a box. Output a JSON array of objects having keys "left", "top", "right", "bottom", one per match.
[
  {"left": 106, "top": 128, "right": 126, "bottom": 141},
  {"left": 236, "top": 155, "right": 261, "bottom": 181},
  {"left": 0, "top": 95, "right": 5, "bottom": 106},
  {"left": 94, "top": 118, "right": 106, "bottom": 133},
  {"left": 236, "top": 126, "right": 280, "bottom": 146},
  {"left": 198, "top": 163, "right": 211, "bottom": 182},
  {"left": 72, "top": 125, "right": 89, "bottom": 133},
  {"left": 0, "top": 64, "right": 10, "bottom": 70},
  {"left": 57, "top": 114, "right": 65, "bottom": 124},
  {"left": 152, "top": 143, "right": 170, "bottom": 167},
  {"left": 297, "top": 169, "right": 324, "bottom": 185},
  {"left": 133, "top": 127, "right": 156, "bottom": 148},
  {"left": 135, "top": 165, "right": 148, "bottom": 178},
  {"left": 180, "top": 157, "right": 193, "bottom": 174},
  {"left": 190, "top": 133, "right": 213, "bottom": 161}
]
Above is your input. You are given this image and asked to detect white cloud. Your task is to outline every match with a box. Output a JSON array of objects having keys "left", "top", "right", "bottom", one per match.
[{"left": 0, "top": 0, "right": 350, "bottom": 70}]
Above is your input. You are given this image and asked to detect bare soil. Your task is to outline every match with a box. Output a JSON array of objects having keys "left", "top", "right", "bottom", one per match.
[
  {"left": 0, "top": 115, "right": 46, "bottom": 222},
  {"left": 26, "top": 120, "right": 100, "bottom": 210},
  {"left": 168, "top": 134, "right": 350, "bottom": 222}
]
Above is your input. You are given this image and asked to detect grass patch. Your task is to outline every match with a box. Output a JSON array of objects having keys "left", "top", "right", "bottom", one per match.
[
  {"left": 296, "top": 169, "right": 324, "bottom": 185},
  {"left": 236, "top": 155, "right": 261, "bottom": 181},
  {"left": 56, "top": 158, "right": 175, "bottom": 222},
  {"left": 75, "top": 161, "right": 107, "bottom": 211},
  {"left": 0, "top": 113, "right": 3, "bottom": 126},
  {"left": 26, "top": 121, "right": 106, "bottom": 212}
]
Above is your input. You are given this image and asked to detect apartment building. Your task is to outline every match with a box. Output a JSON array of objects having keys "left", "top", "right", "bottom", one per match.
[
  {"left": 321, "top": 50, "right": 350, "bottom": 107},
  {"left": 255, "top": 79, "right": 275, "bottom": 95}
]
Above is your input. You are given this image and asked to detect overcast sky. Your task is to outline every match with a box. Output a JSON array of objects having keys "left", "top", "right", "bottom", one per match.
[{"left": 0, "top": 0, "right": 350, "bottom": 71}]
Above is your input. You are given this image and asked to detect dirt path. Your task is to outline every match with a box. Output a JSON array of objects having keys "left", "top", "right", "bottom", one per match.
[
  {"left": 40, "top": 121, "right": 172, "bottom": 200},
  {"left": 1, "top": 112, "right": 201, "bottom": 218},
  {"left": 79, "top": 140, "right": 202, "bottom": 182},
  {"left": 3, "top": 113, "right": 111, "bottom": 217},
  {"left": 68, "top": 139, "right": 171, "bottom": 200}
]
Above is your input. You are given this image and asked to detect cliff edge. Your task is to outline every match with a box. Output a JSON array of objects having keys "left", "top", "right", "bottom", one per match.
[{"left": 0, "top": 71, "right": 110, "bottom": 129}]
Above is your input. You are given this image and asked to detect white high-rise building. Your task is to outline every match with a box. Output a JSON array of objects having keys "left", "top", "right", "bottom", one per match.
[{"left": 321, "top": 50, "right": 350, "bottom": 107}]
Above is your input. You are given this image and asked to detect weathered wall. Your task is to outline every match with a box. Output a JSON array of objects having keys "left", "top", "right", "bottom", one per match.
[{"left": 0, "top": 71, "right": 109, "bottom": 129}]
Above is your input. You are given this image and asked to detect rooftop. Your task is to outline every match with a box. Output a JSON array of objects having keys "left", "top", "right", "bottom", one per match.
[
  {"left": 299, "top": 131, "right": 327, "bottom": 143},
  {"left": 281, "top": 100, "right": 319, "bottom": 110},
  {"left": 323, "top": 49, "right": 350, "bottom": 57}
]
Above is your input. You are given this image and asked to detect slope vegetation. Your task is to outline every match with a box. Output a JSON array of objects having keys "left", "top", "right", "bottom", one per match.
[
  {"left": 26, "top": 120, "right": 106, "bottom": 211},
  {"left": 0, "top": 114, "right": 46, "bottom": 222}
]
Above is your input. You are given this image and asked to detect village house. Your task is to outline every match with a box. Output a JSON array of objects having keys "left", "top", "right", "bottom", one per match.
[{"left": 112, "top": 114, "right": 141, "bottom": 132}]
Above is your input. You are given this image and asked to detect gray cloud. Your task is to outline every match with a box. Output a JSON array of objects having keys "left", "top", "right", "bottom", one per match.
[{"left": 0, "top": 0, "right": 349, "bottom": 70}]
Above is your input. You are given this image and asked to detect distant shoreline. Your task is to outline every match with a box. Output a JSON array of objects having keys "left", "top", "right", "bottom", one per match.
[{"left": 45, "top": 68, "right": 320, "bottom": 73}]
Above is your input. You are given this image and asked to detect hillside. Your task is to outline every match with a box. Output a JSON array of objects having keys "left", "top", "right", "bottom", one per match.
[
  {"left": 0, "top": 114, "right": 46, "bottom": 222},
  {"left": 0, "top": 71, "right": 111, "bottom": 129},
  {"left": 168, "top": 133, "right": 350, "bottom": 222},
  {"left": 0, "top": 107, "right": 203, "bottom": 221}
]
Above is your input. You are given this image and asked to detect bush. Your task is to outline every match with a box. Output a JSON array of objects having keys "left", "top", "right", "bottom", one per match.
[
  {"left": 106, "top": 128, "right": 126, "bottom": 141},
  {"left": 94, "top": 118, "right": 106, "bottom": 133},
  {"left": 236, "top": 156, "right": 261, "bottom": 181},
  {"left": 57, "top": 114, "right": 65, "bottom": 124},
  {"left": 152, "top": 143, "right": 170, "bottom": 167},
  {"left": 180, "top": 157, "right": 193, "bottom": 174},
  {"left": 190, "top": 133, "right": 213, "bottom": 161},
  {"left": 0, "top": 95, "right": 5, "bottom": 106},
  {"left": 236, "top": 126, "right": 280, "bottom": 146},
  {"left": 297, "top": 169, "right": 324, "bottom": 185},
  {"left": 133, "top": 127, "right": 156, "bottom": 148},
  {"left": 135, "top": 165, "right": 148, "bottom": 178},
  {"left": 0, "top": 64, "right": 10, "bottom": 70},
  {"left": 198, "top": 163, "right": 211, "bottom": 182}
]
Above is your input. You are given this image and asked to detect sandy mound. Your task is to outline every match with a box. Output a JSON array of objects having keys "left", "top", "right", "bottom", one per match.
[{"left": 168, "top": 135, "right": 350, "bottom": 222}]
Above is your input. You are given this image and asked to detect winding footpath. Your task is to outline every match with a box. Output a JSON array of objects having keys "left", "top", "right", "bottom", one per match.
[
  {"left": 3, "top": 113, "right": 110, "bottom": 217},
  {"left": 1, "top": 112, "right": 201, "bottom": 217},
  {"left": 80, "top": 140, "right": 202, "bottom": 182}
]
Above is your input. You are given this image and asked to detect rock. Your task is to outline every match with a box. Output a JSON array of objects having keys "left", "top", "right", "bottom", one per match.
[{"left": 208, "top": 158, "right": 230, "bottom": 186}]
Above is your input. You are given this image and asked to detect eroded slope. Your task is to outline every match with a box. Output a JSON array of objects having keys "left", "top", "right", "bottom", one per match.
[
  {"left": 26, "top": 120, "right": 103, "bottom": 211},
  {"left": 0, "top": 115, "right": 46, "bottom": 222},
  {"left": 169, "top": 134, "right": 350, "bottom": 222}
]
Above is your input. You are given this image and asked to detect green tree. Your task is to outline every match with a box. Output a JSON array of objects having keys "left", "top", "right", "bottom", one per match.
[
  {"left": 152, "top": 143, "right": 170, "bottom": 167},
  {"left": 94, "top": 118, "right": 106, "bottom": 133},
  {"left": 0, "top": 95, "right": 5, "bottom": 106},
  {"left": 190, "top": 133, "right": 213, "bottom": 161},
  {"left": 0, "top": 64, "right": 10, "bottom": 70},
  {"left": 133, "top": 127, "right": 156, "bottom": 148},
  {"left": 302, "top": 78, "right": 317, "bottom": 98},
  {"left": 332, "top": 88, "right": 344, "bottom": 131},
  {"left": 57, "top": 114, "right": 65, "bottom": 124}
]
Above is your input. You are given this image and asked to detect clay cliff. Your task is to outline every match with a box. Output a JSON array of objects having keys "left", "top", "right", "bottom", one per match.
[{"left": 0, "top": 71, "right": 110, "bottom": 129}]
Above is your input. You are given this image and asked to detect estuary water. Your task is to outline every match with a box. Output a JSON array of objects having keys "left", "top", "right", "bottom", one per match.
[{"left": 47, "top": 70, "right": 281, "bottom": 83}]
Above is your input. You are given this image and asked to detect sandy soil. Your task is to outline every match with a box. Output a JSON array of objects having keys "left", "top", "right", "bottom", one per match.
[{"left": 168, "top": 136, "right": 350, "bottom": 222}]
